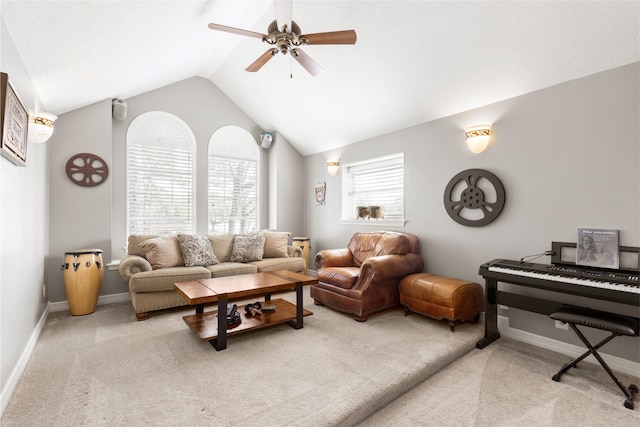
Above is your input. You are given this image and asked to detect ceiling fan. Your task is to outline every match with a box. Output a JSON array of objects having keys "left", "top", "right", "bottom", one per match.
[{"left": 208, "top": 0, "right": 357, "bottom": 76}]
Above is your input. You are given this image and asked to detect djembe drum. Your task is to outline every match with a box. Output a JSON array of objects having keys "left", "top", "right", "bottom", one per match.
[{"left": 62, "top": 249, "right": 103, "bottom": 315}]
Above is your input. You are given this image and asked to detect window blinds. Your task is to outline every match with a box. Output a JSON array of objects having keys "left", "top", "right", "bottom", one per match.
[
  {"left": 127, "top": 144, "right": 194, "bottom": 235},
  {"left": 346, "top": 153, "right": 404, "bottom": 220},
  {"left": 208, "top": 156, "right": 258, "bottom": 234}
]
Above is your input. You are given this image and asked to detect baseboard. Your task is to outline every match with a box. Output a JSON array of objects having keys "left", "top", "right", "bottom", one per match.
[
  {"left": 1, "top": 303, "right": 50, "bottom": 417},
  {"left": 48, "top": 292, "right": 130, "bottom": 313},
  {"left": 497, "top": 315, "right": 640, "bottom": 378}
]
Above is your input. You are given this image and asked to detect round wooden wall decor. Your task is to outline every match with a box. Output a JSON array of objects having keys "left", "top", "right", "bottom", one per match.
[
  {"left": 65, "top": 153, "right": 109, "bottom": 187},
  {"left": 443, "top": 168, "right": 505, "bottom": 227}
]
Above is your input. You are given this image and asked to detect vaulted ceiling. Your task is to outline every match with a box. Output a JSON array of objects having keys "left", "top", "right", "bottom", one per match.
[{"left": 2, "top": 1, "right": 638, "bottom": 156}]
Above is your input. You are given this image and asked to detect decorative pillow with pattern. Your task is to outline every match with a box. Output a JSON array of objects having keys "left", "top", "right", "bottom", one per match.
[
  {"left": 230, "top": 233, "right": 266, "bottom": 262},
  {"left": 177, "top": 234, "right": 220, "bottom": 267}
]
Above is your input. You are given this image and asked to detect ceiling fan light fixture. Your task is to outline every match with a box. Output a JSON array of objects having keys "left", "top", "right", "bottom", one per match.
[{"left": 208, "top": 5, "right": 356, "bottom": 76}]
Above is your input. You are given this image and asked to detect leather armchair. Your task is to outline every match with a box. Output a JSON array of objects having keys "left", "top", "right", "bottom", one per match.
[{"left": 311, "top": 231, "right": 424, "bottom": 321}]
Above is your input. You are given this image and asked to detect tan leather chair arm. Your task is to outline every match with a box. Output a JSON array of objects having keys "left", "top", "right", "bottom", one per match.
[
  {"left": 315, "top": 248, "right": 353, "bottom": 269},
  {"left": 353, "top": 253, "right": 424, "bottom": 290}
]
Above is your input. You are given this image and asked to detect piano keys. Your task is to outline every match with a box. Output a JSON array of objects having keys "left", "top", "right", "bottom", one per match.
[
  {"left": 476, "top": 258, "right": 640, "bottom": 349},
  {"left": 487, "top": 259, "right": 640, "bottom": 296}
]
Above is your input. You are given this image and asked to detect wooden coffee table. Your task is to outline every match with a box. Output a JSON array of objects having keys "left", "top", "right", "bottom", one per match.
[{"left": 174, "top": 270, "right": 318, "bottom": 351}]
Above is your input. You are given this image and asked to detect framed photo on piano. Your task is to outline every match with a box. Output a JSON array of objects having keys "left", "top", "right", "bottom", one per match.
[
  {"left": 552, "top": 241, "right": 639, "bottom": 273},
  {"left": 576, "top": 228, "right": 619, "bottom": 269}
]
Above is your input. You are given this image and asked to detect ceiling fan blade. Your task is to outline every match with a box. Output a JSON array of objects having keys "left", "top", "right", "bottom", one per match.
[
  {"left": 245, "top": 48, "right": 278, "bottom": 72},
  {"left": 274, "top": 0, "right": 292, "bottom": 31},
  {"left": 208, "top": 23, "right": 266, "bottom": 39},
  {"left": 291, "top": 48, "right": 324, "bottom": 76},
  {"left": 302, "top": 30, "right": 357, "bottom": 45}
]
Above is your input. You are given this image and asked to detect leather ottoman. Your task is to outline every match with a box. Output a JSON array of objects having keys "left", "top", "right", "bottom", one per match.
[{"left": 399, "top": 273, "right": 483, "bottom": 332}]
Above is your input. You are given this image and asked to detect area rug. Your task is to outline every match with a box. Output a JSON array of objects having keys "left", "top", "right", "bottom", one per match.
[{"left": 2, "top": 289, "right": 483, "bottom": 426}]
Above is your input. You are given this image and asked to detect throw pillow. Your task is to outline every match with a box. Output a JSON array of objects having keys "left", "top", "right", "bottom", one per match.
[
  {"left": 177, "top": 234, "right": 220, "bottom": 267},
  {"left": 262, "top": 230, "right": 290, "bottom": 258},
  {"left": 128, "top": 234, "right": 159, "bottom": 257},
  {"left": 230, "top": 233, "right": 266, "bottom": 262},
  {"left": 139, "top": 236, "right": 184, "bottom": 270},
  {"left": 208, "top": 234, "right": 235, "bottom": 263}
]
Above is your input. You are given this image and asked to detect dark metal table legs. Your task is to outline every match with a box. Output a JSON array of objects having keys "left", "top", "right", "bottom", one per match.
[{"left": 209, "top": 297, "right": 228, "bottom": 351}]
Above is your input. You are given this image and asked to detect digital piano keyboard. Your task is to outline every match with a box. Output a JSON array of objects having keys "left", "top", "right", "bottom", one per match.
[
  {"left": 485, "top": 259, "right": 640, "bottom": 295},
  {"left": 476, "top": 258, "right": 640, "bottom": 349}
]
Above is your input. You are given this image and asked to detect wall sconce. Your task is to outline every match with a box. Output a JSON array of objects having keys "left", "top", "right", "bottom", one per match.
[
  {"left": 327, "top": 160, "right": 340, "bottom": 176},
  {"left": 465, "top": 125, "right": 491, "bottom": 153},
  {"left": 34, "top": 112, "right": 57, "bottom": 143}
]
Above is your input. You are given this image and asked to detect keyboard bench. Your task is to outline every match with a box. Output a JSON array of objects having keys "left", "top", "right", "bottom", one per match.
[{"left": 550, "top": 306, "right": 639, "bottom": 410}]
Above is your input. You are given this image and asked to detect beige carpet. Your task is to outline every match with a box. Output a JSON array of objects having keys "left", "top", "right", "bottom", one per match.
[
  {"left": 1, "top": 288, "right": 483, "bottom": 426},
  {"left": 359, "top": 338, "right": 640, "bottom": 426}
]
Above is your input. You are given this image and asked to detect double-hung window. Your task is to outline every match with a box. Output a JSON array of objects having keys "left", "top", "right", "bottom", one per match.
[
  {"left": 126, "top": 112, "right": 196, "bottom": 236},
  {"left": 341, "top": 153, "right": 405, "bottom": 226}
]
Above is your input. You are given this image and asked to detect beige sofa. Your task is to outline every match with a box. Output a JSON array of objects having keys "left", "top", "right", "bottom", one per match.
[{"left": 119, "top": 231, "right": 305, "bottom": 320}]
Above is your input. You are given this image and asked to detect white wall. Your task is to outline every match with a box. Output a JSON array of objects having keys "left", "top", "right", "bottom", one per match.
[
  {"left": 305, "top": 63, "right": 640, "bottom": 362},
  {"left": 0, "top": 19, "right": 49, "bottom": 408}
]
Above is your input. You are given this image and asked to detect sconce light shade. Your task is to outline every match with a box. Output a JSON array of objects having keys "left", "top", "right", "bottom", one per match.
[
  {"left": 465, "top": 125, "right": 491, "bottom": 153},
  {"left": 260, "top": 131, "right": 273, "bottom": 149},
  {"left": 327, "top": 160, "right": 340, "bottom": 176},
  {"left": 34, "top": 112, "right": 57, "bottom": 143}
]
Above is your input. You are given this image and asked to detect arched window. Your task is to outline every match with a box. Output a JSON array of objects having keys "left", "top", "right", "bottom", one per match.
[
  {"left": 208, "top": 126, "right": 259, "bottom": 234},
  {"left": 126, "top": 112, "right": 196, "bottom": 235}
]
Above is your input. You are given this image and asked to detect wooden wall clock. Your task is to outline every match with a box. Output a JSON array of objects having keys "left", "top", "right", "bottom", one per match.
[{"left": 66, "top": 153, "right": 109, "bottom": 187}]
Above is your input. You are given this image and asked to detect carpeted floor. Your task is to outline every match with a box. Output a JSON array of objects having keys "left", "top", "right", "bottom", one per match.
[
  {"left": 2, "top": 288, "right": 484, "bottom": 426},
  {"left": 3, "top": 287, "right": 639, "bottom": 426},
  {"left": 358, "top": 338, "right": 640, "bottom": 426}
]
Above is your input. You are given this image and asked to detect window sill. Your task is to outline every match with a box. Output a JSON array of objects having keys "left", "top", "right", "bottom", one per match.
[{"left": 339, "top": 219, "right": 406, "bottom": 227}]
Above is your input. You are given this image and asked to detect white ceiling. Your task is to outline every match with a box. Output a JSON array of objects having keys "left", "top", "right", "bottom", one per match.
[{"left": 2, "top": 1, "right": 638, "bottom": 156}]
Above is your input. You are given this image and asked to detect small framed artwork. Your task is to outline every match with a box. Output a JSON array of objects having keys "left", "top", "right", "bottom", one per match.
[
  {"left": 1, "top": 72, "right": 29, "bottom": 166},
  {"left": 315, "top": 182, "right": 326, "bottom": 205}
]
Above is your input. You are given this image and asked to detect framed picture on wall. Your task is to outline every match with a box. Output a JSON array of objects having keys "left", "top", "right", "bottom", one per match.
[
  {"left": 1, "top": 72, "right": 29, "bottom": 166},
  {"left": 315, "top": 182, "right": 326, "bottom": 205}
]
